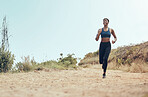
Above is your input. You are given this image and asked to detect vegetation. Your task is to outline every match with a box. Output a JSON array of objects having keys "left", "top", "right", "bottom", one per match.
[
  {"left": 14, "top": 53, "right": 78, "bottom": 72},
  {"left": 57, "top": 53, "right": 77, "bottom": 69},
  {"left": 0, "top": 48, "right": 15, "bottom": 72},
  {"left": 79, "top": 41, "right": 148, "bottom": 73},
  {"left": 0, "top": 17, "right": 15, "bottom": 73},
  {"left": 15, "top": 56, "right": 36, "bottom": 72}
]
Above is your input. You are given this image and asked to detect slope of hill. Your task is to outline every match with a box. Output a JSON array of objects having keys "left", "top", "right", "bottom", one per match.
[{"left": 79, "top": 41, "right": 148, "bottom": 72}]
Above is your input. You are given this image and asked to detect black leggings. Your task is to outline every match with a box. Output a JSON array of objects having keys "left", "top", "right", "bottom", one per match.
[{"left": 99, "top": 42, "right": 111, "bottom": 73}]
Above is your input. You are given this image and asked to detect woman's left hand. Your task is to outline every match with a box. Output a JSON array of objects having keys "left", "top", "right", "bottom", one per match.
[{"left": 112, "top": 40, "right": 115, "bottom": 44}]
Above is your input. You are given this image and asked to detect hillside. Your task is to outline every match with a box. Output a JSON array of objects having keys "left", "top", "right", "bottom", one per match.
[{"left": 79, "top": 41, "right": 148, "bottom": 72}]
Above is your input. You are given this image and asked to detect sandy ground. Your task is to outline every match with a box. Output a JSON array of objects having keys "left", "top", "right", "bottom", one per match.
[{"left": 0, "top": 65, "right": 148, "bottom": 97}]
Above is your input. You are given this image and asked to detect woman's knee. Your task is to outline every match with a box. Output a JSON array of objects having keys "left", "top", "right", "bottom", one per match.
[
  {"left": 99, "top": 60, "right": 103, "bottom": 64},
  {"left": 103, "top": 57, "right": 108, "bottom": 62}
]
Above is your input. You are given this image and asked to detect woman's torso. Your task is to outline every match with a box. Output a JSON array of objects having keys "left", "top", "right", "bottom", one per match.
[{"left": 101, "top": 27, "right": 111, "bottom": 42}]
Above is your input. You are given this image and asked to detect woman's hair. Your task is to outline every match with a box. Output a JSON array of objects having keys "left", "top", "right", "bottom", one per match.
[{"left": 103, "top": 18, "right": 109, "bottom": 23}]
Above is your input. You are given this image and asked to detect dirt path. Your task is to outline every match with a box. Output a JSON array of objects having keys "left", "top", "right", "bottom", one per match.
[{"left": 0, "top": 65, "right": 148, "bottom": 97}]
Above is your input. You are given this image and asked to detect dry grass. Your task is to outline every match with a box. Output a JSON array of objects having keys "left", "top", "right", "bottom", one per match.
[
  {"left": 108, "top": 62, "right": 148, "bottom": 73},
  {"left": 80, "top": 64, "right": 93, "bottom": 68},
  {"left": 78, "top": 57, "right": 98, "bottom": 65},
  {"left": 129, "top": 63, "right": 148, "bottom": 73},
  {"left": 79, "top": 41, "right": 148, "bottom": 73},
  {"left": 142, "top": 93, "right": 148, "bottom": 97}
]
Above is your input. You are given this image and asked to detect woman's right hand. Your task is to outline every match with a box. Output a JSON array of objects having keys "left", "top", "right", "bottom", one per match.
[
  {"left": 95, "top": 38, "right": 98, "bottom": 41},
  {"left": 95, "top": 29, "right": 101, "bottom": 41},
  {"left": 95, "top": 34, "right": 98, "bottom": 41}
]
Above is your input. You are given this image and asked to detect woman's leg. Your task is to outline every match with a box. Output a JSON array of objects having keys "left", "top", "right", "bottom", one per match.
[
  {"left": 102, "top": 43, "right": 111, "bottom": 73},
  {"left": 99, "top": 43, "right": 105, "bottom": 65}
]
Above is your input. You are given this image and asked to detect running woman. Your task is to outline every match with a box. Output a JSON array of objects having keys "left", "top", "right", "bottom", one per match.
[{"left": 95, "top": 18, "right": 117, "bottom": 78}]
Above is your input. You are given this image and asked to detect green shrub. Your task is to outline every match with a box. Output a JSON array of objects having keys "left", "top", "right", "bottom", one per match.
[
  {"left": 125, "top": 58, "right": 132, "bottom": 65},
  {"left": 34, "top": 60, "right": 66, "bottom": 70},
  {"left": 0, "top": 48, "right": 15, "bottom": 73},
  {"left": 58, "top": 53, "right": 77, "bottom": 68},
  {"left": 15, "top": 54, "right": 78, "bottom": 72},
  {"left": 117, "top": 58, "right": 124, "bottom": 65}
]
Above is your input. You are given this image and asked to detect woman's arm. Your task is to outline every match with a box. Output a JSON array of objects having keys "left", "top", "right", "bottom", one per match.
[
  {"left": 111, "top": 28, "right": 117, "bottom": 44},
  {"left": 95, "top": 29, "right": 102, "bottom": 41}
]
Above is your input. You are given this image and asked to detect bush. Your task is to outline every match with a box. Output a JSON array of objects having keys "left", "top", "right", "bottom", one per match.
[
  {"left": 0, "top": 48, "right": 15, "bottom": 73},
  {"left": 35, "top": 60, "right": 66, "bottom": 70},
  {"left": 15, "top": 54, "right": 78, "bottom": 72},
  {"left": 58, "top": 53, "right": 77, "bottom": 68},
  {"left": 16, "top": 56, "right": 36, "bottom": 72}
]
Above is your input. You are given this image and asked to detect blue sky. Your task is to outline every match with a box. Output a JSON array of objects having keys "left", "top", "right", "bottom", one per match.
[{"left": 0, "top": 0, "right": 148, "bottom": 63}]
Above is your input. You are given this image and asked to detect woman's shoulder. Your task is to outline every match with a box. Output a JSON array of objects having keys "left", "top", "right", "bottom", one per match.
[{"left": 109, "top": 28, "right": 115, "bottom": 34}]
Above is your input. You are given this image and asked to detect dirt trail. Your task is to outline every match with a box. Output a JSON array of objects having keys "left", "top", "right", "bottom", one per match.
[{"left": 0, "top": 65, "right": 148, "bottom": 97}]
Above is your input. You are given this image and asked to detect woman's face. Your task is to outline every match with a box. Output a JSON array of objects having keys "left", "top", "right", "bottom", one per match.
[{"left": 103, "top": 19, "right": 109, "bottom": 26}]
